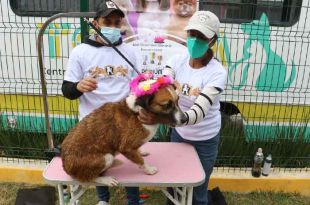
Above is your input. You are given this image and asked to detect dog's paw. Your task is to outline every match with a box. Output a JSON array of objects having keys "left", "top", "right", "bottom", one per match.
[
  {"left": 139, "top": 150, "right": 150, "bottom": 157},
  {"left": 95, "top": 176, "right": 118, "bottom": 186},
  {"left": 142, "top": 164, "right": 157, "bottom": 175}
]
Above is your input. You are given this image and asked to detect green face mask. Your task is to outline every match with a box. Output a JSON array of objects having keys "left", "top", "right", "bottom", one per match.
[{"left": 186, "top": 37, "right": 210, "bottom": 59}]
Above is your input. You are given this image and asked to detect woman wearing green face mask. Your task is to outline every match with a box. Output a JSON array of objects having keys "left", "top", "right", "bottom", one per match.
[
  {"left": 165, "top": 11, "right": 227, "bottom": 205},
  {"left": 137, "top": 10, "right": 227, "bottom": 205}
]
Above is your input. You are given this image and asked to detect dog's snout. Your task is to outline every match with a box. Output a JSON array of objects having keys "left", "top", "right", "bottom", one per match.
[
  {"left": 180, "top": 113, "right": 188, "bottom": 124},
  {"left": 173, "top": 106, "right": 188, "bottom": 126}
]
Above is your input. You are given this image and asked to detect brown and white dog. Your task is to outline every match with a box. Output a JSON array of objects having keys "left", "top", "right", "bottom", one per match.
[{"left": 61, "top": 84, "right": 187, "bottom": 185}]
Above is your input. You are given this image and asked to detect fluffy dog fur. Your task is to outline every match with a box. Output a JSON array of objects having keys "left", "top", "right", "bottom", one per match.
[{"left": 61, "top": 85, "right": 186, "bottom": 185}]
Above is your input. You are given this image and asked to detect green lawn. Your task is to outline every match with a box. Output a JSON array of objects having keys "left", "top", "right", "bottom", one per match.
[{"left": 1, "top": 183, "right": 309, "bottom": 205}]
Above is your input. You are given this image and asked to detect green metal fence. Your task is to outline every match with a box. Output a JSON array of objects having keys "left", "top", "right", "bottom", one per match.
[{"left": 0, "top": 0, "right": 309, "bottom": 171}]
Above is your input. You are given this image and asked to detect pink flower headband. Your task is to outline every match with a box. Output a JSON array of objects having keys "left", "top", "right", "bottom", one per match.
[{"left": 130, "top": 73, "right": 173, "bottom": 97}]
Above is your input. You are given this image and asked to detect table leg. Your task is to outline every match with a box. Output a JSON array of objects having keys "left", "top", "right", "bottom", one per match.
[
  {"left": 69, "top": 185, "right": 86, "bottom": 205},
  {"left": 57, "top": 184, "right": 65, "bottom": 205},
  {"left": 179, "top": 187, "right": 186, "bottom": 205},
  {"left": 162, "top": 187, "right": 189, "bottom": 205},
  {"left": 162, "top": 189, "right": 181, "bottom": 205},
  {"left": 186, "top": 187, "right": 193, "bottom": 205}
]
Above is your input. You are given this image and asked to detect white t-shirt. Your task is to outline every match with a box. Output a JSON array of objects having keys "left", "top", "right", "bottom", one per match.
[
  {"left": 64, "top": 42, "right": 138, "bottom": 120},
  {"left": 166, "top": 54, "right": 227, "bottom": 141}
]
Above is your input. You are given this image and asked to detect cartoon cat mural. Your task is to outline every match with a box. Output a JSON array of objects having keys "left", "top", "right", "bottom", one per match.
[{"left": 228, "top": 13, "right": 296, "bottom": 92}]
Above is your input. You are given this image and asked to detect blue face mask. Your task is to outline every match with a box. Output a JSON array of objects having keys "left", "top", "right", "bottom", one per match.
[{"left": 100, "top": 27, "right": 121, "bottom": 44}]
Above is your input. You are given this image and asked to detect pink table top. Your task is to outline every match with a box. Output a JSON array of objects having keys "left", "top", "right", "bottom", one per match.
[{"left": 43, "top": 142, "right": 205, "bottom": 187}]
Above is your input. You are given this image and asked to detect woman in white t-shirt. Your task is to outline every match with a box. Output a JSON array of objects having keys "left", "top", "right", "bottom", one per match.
[{"left": 138, "top": 11, "right": 227, "bottom": 205}]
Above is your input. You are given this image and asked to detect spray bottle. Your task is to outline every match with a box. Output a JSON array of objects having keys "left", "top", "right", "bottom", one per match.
[
  {"left": 262, "top": 154, "right": 272, "bottom": 176},
  {"left": 251, "top": 148, "right": 264, "bottom": 177}
]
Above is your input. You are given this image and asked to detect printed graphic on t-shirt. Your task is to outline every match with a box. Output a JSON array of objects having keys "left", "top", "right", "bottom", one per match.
[
  {"left": 175, "top": 80, "right": 200, "bottom": 97},
  {"left": 89, "top": 65, "right": 128, "bottom": 77}
]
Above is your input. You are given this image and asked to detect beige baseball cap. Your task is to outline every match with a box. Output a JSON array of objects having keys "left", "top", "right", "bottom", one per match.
[{"left": 184, "top": 11, "right": 220, "bottom": 39}]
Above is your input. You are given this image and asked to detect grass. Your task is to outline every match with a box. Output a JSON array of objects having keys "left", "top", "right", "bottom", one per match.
[
  {"left": 224, "top": 192, "right": 310, "bottom": 205},
  {"left": 1, "top": 183, "right": 309, "bottom": 205}
]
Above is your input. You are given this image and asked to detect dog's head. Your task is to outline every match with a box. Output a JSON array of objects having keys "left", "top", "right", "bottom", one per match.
[
  {"left": 130, "top": 74, "right": 187, "bottom": 126},
  {"left": 135, "top": 84, "right": 187, "bottom": 126},
  {"left": 171, "top": 0, "right": 196, "bottom": 17}
]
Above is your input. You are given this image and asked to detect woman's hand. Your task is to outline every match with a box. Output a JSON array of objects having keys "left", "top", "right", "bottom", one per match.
[{"left": 77, "top": 76, "right": 98, "bottom": 93}]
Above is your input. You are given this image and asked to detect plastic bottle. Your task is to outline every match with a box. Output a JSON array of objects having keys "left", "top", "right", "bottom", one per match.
[
  {"left": 262, "top": 154, "right": 272, "bottom": 176},
  {"left": 63, "top": 185, "right": 71, "bottom": 204},
  {"left": 251, "top": 148, "right": 264, "bottom": 177}
]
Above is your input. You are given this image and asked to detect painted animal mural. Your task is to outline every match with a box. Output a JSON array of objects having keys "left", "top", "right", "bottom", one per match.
[{"left": 228, "top": 13, "right": 296, "bottom": 92}]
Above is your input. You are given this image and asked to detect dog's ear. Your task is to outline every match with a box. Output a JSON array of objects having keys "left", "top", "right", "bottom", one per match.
[{"left": 135, "top": 94, "right": 154, "bottom": 109}]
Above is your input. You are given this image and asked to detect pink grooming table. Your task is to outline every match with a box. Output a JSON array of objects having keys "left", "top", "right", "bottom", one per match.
[{"left": 43, "top": 142, "right": 205, "bottom": 205}]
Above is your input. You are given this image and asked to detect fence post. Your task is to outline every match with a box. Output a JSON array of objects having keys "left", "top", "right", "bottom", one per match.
[{"left": 80, "top": 0, "right": 89, "bottom": 43}]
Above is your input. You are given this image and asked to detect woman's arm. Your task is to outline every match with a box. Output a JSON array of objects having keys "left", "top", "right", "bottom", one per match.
[
  {"left": 61, "top": 80, "right": 83, "bottom": 100},
  {"left": 183, "top": 86, "right": 223, "bottom": 125}
]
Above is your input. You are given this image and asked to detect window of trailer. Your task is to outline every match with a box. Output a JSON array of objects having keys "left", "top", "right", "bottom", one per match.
[
  {"left": 10, "top": 0, "right": 302, "bottom": 26},
  {"left": 199, "top": 0, "right": 302, "bottom": 26},
  {"left": 9, "top": 0, "right": 105, "bottom": 17}
]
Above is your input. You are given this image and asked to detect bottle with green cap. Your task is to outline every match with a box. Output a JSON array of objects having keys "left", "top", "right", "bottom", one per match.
[{"left": 251, "top": 148, "right": 264, "bottom": 177}]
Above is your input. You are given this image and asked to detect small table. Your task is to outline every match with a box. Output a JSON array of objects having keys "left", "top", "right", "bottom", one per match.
[{"left": 43, "top": 142, "right": 205, "bottom": 205}]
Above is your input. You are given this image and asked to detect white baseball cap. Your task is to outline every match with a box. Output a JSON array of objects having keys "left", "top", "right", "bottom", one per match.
[{"left": 184, "top": 11, "right": 220, "bottom": 39}]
